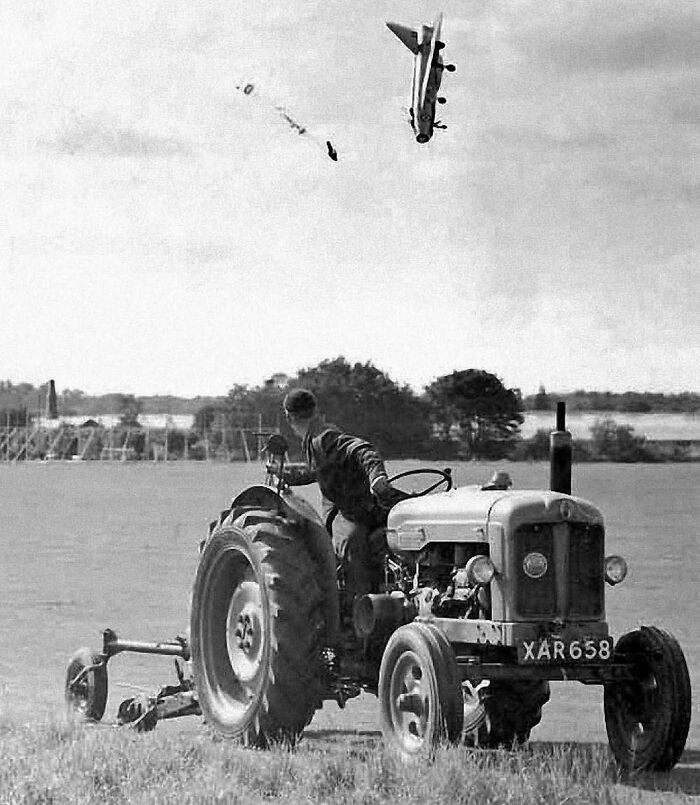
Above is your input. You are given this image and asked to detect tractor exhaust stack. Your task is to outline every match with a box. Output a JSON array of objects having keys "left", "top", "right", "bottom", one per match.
[{"left": 549, "top": 401, "right": 572, "bottom": 494}]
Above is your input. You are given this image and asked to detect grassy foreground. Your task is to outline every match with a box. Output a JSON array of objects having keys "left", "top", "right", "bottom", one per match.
[{"left": 0, "top": 715, "right": 694, "bottom": 805}]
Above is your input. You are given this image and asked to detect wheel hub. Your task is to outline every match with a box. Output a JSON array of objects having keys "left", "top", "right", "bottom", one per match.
[
  {"left": 234, "top": 610, "right": 256, "bottom": 652},
  {"left": 389, "top": 653, "right": 430, "bottom": 748},
  {"left": 397, "top": 692, "right": 424, "bottom": 714},
  {"left": 225, "top": 582, "right": 265, "bottom": 684},
  {"left": 618, "top": 672, "right": 657, "bottom": 730}
]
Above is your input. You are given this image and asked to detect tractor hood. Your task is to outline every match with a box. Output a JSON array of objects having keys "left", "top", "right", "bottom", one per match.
[{"left": 386, "top": 485, "right": 604, "bottom": 552}]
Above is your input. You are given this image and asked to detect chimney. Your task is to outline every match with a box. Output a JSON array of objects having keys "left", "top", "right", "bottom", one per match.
[{"left": 47, "top": 379, "right": 58, "bottom": 419}]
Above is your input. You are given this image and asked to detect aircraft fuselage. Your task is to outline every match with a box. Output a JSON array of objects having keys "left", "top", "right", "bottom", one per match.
[
  {"left": 412, "top": 23, "right": 443, "bottom": 143},
  {"left": 387, "top": 14, "right": 451, "bottom": 144}
]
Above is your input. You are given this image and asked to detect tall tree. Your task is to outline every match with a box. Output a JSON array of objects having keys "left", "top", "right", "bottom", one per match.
[
  {"left": 293, "top": 357, "right": 434, "bottom": 458},
  {"left": 588, "top": 418, "right": 656, "bottom": 462},
  {"left": 425, "top": 369, "right": 524, "bottom": 459}
]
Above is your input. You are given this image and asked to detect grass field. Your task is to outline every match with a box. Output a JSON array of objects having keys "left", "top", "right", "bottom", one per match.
[
  {"left": 3, "top": 716, "right": 696, "bottom": 804},
  {"left": 0, "top": 459, "right": 698, "bottom": 802}
]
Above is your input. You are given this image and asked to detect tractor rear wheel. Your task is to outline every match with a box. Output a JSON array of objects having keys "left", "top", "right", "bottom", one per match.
[
  {"left": 464, "top": 679, "right": 550, "bottom": 748},
  {"left": 65, "top": 647, "right": 108, "bottom": 722},
  {"left": 190, "top": 520, "right": 324, "bottom": 747},
  {"left": 604, "top": 626, "right": 691, "bottom": 772},
  {"left": 379, "top": 622, "right": 463, "bottom": 761}
]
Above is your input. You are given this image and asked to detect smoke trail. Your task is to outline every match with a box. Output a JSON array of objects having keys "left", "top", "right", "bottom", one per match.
[{"left": 235, "top": 82, "right": 337, "bottom": 161}]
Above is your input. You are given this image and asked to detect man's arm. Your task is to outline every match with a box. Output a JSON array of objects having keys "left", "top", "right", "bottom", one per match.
[
  {"left": 370, "top": 474, "right": 409, "bottom": 509},
  {"left": 317, "top": 429, "right": 389, "bottom": 486},
  {"left": 315, "top": 428, "right": 407, "bottom": 508}
]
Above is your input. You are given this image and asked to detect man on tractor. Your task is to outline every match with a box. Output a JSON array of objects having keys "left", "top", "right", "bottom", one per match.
[{"left": 277, "top": 389, "right": 406, "bottom": 628}]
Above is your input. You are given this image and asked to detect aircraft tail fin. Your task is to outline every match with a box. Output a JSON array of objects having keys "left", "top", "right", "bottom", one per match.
[{"left": 386, "top": 22, "right": 420, "bottom": 54}]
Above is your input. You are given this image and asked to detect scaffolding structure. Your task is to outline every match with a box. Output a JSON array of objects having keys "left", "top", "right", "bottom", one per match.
[{"left": 0, "top": 421, "right": 278, "bottom": 462}]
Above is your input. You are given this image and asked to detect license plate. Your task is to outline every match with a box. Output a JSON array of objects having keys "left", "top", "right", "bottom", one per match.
[{"left": 517, "top": 637, "right": 613, "bottom": 664}]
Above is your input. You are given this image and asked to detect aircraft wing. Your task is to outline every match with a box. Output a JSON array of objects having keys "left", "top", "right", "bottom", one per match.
[{"left": 386, "top": 22, "right": 420, "bottom": 54}]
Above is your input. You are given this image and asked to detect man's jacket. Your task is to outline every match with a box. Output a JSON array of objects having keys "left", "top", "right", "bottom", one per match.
[{"left": 288, "top": 420, "right": 388, "bottom": 524}]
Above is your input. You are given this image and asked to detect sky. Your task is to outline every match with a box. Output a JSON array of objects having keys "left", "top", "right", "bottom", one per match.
[{"left": 1, "top": 0, "right": 699, "bottom": 397}]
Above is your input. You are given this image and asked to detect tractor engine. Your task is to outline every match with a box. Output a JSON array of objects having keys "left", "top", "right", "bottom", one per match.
[
  {"left": 353, "top": 512, "right": 494, "bottom": 646},
  {"left": 382, "top": 542, "right": 492, "bottom": 621}
]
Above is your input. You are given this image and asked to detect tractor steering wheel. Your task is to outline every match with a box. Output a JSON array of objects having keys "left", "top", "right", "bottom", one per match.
[{"left": 388, "top": 467, "right": 453, "bottom": 497}]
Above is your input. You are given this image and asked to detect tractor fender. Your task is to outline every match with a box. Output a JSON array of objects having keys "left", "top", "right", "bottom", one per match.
[
  {"left": 230, "top": 484, "right": 327, "bottom": 529},
  {"left": 230, "top": 484, "right": 291, "bottom": 517}
]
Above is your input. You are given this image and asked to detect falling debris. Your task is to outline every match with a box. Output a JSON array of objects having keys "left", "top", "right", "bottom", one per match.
[
  {"left": 276, "top": 107, "right": 307, "bottom": 136},
  {"left": 235, "top": 82, "right": 338, "bottom": 161}
]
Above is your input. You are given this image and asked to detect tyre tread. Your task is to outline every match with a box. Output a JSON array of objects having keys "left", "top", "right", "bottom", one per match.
[
  {"left": 191, "top": 519, "right": 324, "bottom": 747},
  {"left": 604, "top": 625, "right": 691, "bottom": 772}
]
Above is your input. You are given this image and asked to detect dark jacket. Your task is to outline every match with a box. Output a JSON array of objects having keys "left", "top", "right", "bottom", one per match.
[{"left": 289, "top": 419, "right": 388, "bottom": 524}]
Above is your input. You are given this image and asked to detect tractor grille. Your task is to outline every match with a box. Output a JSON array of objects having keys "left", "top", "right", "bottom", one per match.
[
  {"left": 515, "top": 525, "right": 556, "bottom": 616},
  {"left": 567, "top": 523, "right": 604, "bottom": 618},
  {"left": 514, "top": 522, "right": 605, "bottom": 619}
]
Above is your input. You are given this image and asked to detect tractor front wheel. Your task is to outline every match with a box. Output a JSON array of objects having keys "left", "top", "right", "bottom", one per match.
[
  {"left": 379, "top": 622, "right": 463, "bottom": 761},
  {"left": 190, "top": 520, "right": 324, "bottom": 747},
  {"left": 604, "top": 626, "right": 691, "bottom": 772}
]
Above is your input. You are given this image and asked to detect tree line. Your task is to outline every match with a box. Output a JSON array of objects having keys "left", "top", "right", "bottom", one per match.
[
  {"left": 1, "top": 362, "right": 698, "bottom": 462},
  {"left": 2, "top": 378, "right": 698, "bottom": 421},
  {"left": 1, "top": 361, "right": 525, "bottom": 460},
  {"left": 191, "top": 358, "right": 524, "bottom": 461},
  {"left": 525, "top": 385, "right": 700, "bottom": 414}
]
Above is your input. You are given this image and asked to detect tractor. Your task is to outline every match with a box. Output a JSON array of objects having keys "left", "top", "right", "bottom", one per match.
[{"left": 66, "top": 403, "right": 691, "bottom": 771}]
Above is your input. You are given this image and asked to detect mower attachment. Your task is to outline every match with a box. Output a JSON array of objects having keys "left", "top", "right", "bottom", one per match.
[{"left": 65, "top": 628, "right": 200, "bottom": 730}]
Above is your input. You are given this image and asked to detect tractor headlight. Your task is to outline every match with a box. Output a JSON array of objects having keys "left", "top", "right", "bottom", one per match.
[
  {"left": 605, "top": 555, "right": 628, "bottom": 585},
  {"left": 522, "top": 552, "right": 548, "bottom": 579},
  {"left": 465, "top": 555, "right": 495, "bottom": 586}
]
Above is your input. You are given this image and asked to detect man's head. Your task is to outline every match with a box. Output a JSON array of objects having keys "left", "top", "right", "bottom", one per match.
[{"left": 283, "top": 388, "right": 317, "bottom": 437}]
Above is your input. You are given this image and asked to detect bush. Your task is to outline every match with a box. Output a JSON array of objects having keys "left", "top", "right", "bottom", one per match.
[
  {"left": 588, "top": 419, "right": 662, "bottom": 462},
  {"left": 509, "top": 429, "right": 551, "bottom": 461}
]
